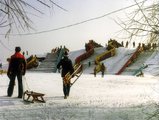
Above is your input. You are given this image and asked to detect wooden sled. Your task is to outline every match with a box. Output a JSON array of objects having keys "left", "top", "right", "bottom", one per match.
[
  {"left": 0, "top": 70, "right": 7, "bottom": 75},
  {"left": 70, "top": 70, "right": 82, "bottom": 87},
  {"left": 23, "top": 90, "right": 45, "bottom": 103},
  {"left": 64, "top": 64, "right": 83, "bottom": 87}
]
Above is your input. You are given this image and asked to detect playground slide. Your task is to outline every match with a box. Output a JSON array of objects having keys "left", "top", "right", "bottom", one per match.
[
  {"left": 116, "top": 46, "right": 143, "bottom": 75},
  {"left": 74, "top": 40, "right": 103, "bottom": 73},
  {"left": 27, "top": 56, "right": 39, "bottom": 69},
  {"left": 75, "top": 48, "right": 94, "bottom": 64},
  {"left": 0, "top": 69, "right": 7, "bottom": 74},
  {"left": 94, "top": 41, "right": 116, "bottom": 73},
  {"left": 75, "top": 40, "right": 95, "bottom": 64}
]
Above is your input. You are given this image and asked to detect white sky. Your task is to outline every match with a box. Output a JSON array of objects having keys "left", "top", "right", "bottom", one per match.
[{"left": 0, "top": 0, "right": 151, "bottom": 62}]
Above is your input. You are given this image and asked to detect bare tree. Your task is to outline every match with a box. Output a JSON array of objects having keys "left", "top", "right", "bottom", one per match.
[
  {"left": 117, "top": 2, "right": 159, "bottom": 119},
  {"left": 0, "top": 0, "right": 67, "bottom": 37},
  {"left": 116, "top": 0, "right": 159, "bottom": 45}
]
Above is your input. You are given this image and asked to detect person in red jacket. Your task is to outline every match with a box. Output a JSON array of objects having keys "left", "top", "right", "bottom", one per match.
[{"left": 7, "top": 47, "right": 26, "bottom": 98}]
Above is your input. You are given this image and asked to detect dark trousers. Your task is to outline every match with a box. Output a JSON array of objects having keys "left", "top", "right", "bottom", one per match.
[
  {"left": 7, "top": 73, "right": 23, "bottom": 97},
  {"left": 63, "top": 82, "right": 70, "bottom": 97},
  {"left": 102, "top": 71, "right": 104, "bottom": 77}
]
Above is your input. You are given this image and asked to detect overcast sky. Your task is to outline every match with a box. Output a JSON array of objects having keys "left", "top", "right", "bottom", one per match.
[{"left": 0, "top": 0, "right": 144, "bottom": 62}]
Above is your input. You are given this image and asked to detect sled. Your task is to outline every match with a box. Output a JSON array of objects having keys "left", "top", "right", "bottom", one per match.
[
  {"left": 0, "top": 70, "right": 7, "bottom": 75},
  {"left": 64, "top": 64, "right": 83, "bottom": 87},
  {"left": 23, "top": 90, "right": 45, "bottom": 103},
  {"left": 136, "top": 71, "right": 144, "bottom": 77},
  {"left": 133, "top": 64, "right": 148, "bottom": 76},
  {"left": 70, "top": 69, "right": 83, "bottom": 87}
]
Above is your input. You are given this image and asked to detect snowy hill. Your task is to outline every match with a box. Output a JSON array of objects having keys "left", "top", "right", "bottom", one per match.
[
  {"left": 70, "top": 47, "right": 157, "bottom": 76},
  {"left": 122, "top": 51, "right": 154, "bottom": 75}
]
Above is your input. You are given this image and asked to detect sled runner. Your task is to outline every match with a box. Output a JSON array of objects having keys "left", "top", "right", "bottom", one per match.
[
  {"left": 70, "top": 69, "right": 83, "bottom": 86},
  {"left": 23, "top": 90, "right": 45, "bottom": 103},
  {"left": 64, "top": 64, "right": 83, "bottom": 87}
]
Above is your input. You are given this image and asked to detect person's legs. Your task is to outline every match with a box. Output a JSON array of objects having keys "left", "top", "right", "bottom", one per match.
[
  {"left": 63, "top": 78, "right": 71, "bottom": 99},
  {"left": 17, "top": 73, "right": 23, "bottom": 98},
  {"left": 63, "top": 83, "right": 71, "bottom": 99},
  {"left": 102, "top": 71, "right": 104, "bottom": 77},
  {"left": 63, "top": 83, "right": 67, "bottom": 99},
  {"left": 7, "top": 74, "right": 16, "bottom": 97},
  {"left": 66, "top": 83, "right": 71, "bottom": 97}
]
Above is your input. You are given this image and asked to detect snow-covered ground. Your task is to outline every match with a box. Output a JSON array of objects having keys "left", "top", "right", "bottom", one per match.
[
  {"left": 0, "top": 73, "right": 159, "bottom": 120},
  {"left": 0, "top": 47, "right": 159, "bottom": 120}
]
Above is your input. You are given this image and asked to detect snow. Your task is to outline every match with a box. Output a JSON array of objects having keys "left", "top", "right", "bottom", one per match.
[{"left": 0, "top": 47, "right": 159, "bottom": 120}]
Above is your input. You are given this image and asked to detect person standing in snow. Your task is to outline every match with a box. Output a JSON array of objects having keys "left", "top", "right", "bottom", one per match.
[
  {"left": 101, "top": 63, "right": 106, "bottom": 77},
  {"left": 125, "top": 41, "right": 128, "bottom": 48},
  {"left": 7, "top": 47, "right": 26, "bottom": 98},
  {"left": 57, "top": 51, "right": 74, "bottom": 99},
  {"left": 94, "top": 67, "right": 96, "bottom": 77},
  {"left": 133, "top": 41, "right": 135, "bottom": 48}
]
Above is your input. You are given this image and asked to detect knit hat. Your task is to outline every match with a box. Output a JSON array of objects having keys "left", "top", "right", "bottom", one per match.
[{"left": 15, "top": 47, "right": 21, "bottom": 52}]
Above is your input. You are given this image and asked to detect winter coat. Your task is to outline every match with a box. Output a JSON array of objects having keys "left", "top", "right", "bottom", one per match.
[
  {"left": 57, "top": 56, "right": 74, "bottom": 77},
  {"left": 7, "top": 52, "right": 26, "bottom": 76},
  {"left": 101, "top": 64, "right": 105, "bottom": 72}
]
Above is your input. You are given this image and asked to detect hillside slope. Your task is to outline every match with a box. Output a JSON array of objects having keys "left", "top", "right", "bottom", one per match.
[{"left": 122, "top": 51, "right": 154, "bottom": 75}]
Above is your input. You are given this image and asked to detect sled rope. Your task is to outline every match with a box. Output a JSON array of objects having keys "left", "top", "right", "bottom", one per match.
[{"left": 23, "top": 76, "right": 30, "bottom": 91}]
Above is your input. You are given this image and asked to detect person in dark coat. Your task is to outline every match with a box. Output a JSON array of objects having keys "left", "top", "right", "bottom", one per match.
[
  {"left": 133, "top": 41, "right": 135, "bottom": 48},
  {"left": 101, "top": 63, "right": 106, "bottom": 77},
  {"left": 7, "top": 47, "right": 26, "bottom": 98},
  {"left": 125, "top": 41, "right": 128, "bottom": 48},
  {"left": 57, "top": 52, "right": 74, "bottom": 99}
]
